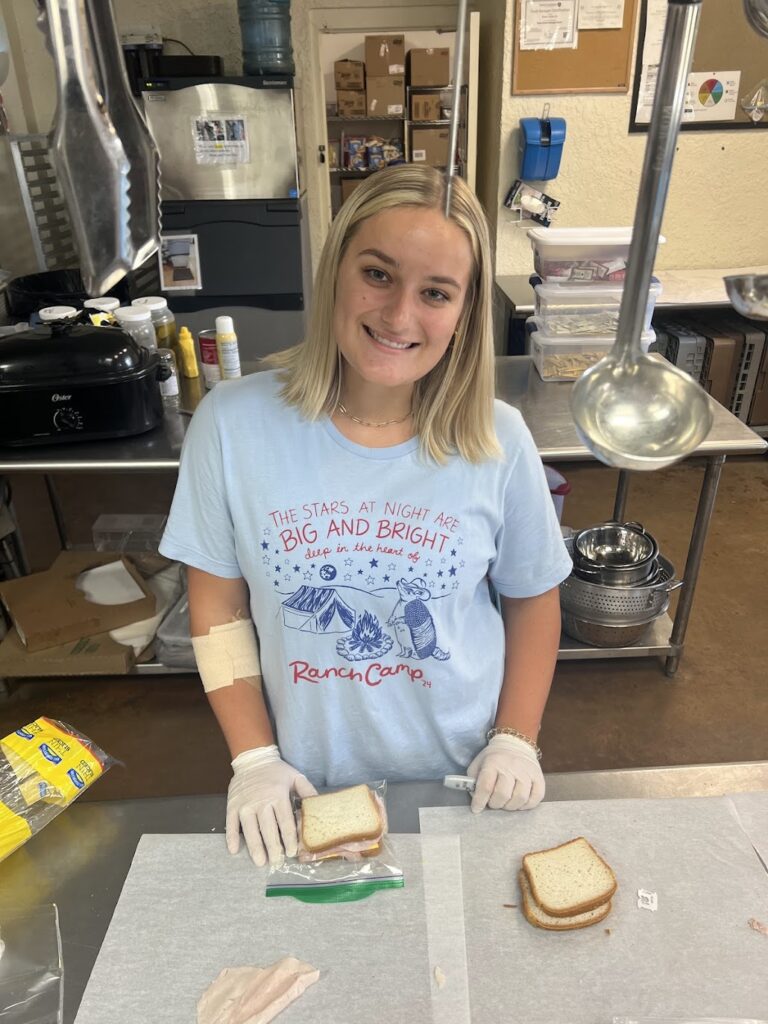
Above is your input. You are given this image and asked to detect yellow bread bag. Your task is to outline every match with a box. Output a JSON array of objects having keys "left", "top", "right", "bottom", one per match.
[{"left": 0, "top": 717, "right": 115, "bottom": 862}]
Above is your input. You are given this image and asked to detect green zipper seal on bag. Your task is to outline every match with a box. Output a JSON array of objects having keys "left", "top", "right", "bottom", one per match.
[{"left": 266, "top": 878, "right": 404, "bottom": 903}]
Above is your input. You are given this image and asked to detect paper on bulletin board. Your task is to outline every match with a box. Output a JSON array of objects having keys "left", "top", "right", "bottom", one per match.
[
  {"left": 520, "top": 0, "right": 579, "bottom": 51},
  {"left": 682, "top": 71, "right": 741, "bottom": 123},
  {"left": 578, "top": 0, "right": 625, "bottom": 30}
]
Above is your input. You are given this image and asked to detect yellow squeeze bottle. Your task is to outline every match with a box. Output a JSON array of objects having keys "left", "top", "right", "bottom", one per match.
[{"left": 177, "top": 326, "right": 200, "bottom": 378}]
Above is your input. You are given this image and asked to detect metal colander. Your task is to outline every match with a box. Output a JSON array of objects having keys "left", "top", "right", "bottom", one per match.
[
  {"left": 559, "top": 555, "right": 682, "bottom": 624},
  {"left": 561, "top": 609, "right": 666, "bottom": 648}
]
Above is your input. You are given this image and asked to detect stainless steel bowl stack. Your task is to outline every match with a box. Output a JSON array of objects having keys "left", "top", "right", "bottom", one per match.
[{"left": 560, "top": 522, "right": 683, "bottom": 648}]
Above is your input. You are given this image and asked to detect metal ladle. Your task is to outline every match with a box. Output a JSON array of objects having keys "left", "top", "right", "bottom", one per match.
[
  {"left": 570, "top": 0, "right": 713, "bottom": 471},
  {"left": 723, "top": 0, "right": 768, "bottom": 319}
]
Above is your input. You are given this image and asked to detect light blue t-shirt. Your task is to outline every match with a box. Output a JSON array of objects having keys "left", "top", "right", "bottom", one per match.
[{"left": 160, "top": 370, "right": 572, "bottom": 786}]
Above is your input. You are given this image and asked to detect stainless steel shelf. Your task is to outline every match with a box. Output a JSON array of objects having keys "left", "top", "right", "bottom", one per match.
[
  {"left": 134, "top": 660, "right": 190, "bottom": 675},
  {"left": 558, "top": 614, "right": 673, "bottom": 660}
]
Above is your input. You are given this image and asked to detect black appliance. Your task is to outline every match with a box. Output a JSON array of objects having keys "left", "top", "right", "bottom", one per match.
[{"left": 0, "top": 322, "right": 164, "bottom": 446}]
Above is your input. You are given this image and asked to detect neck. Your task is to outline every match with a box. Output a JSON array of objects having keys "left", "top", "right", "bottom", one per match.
[{"left": 338, "top": 370, "right": 414, "bottom": 424}]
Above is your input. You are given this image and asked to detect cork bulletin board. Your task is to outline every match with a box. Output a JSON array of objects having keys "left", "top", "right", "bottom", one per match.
[
  {"left": 512, "top": 0, "right": 639, "bottom": 95},
  {"left": 629, "top": 0, "right": 768, "bottom": 132}
]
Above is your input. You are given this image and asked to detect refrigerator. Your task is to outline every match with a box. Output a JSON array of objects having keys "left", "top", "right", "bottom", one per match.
[{"left": 140, "top": 77, "right": 305, "bottom": 336}]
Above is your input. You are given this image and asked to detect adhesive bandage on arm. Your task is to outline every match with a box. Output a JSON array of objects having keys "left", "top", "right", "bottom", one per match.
[{"left": 191, "top": 618, "right": 262, "bottom": 693}]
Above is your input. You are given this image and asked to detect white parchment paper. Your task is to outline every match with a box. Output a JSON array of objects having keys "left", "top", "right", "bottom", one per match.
[
  {"left": 728, "top": 791, "right": 768, "bottom": 871},
  {"left": 419, "top": 796, "right": 768, "bottom": 1022},
  {"left": 73, "top": 833, "right": 470, "bottom": 1024}
]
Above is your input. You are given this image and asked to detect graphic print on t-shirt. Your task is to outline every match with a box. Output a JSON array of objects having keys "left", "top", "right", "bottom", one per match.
[{"left": 262, "top": 497, "right": 466, "bottom": 673}]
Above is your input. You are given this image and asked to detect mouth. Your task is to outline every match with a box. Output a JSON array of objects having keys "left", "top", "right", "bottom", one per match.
[{"left": 363, "top": 324, "right": 416, "bottom": 351}]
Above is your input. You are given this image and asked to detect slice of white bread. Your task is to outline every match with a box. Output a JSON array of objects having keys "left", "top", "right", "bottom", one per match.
[
  {"left": 300, "top": 784, "right": 384, "bottom": 853},
  {"left": 522, "top": 837, "right": 617, "bottom": 917},
  {"left": 518, "top": 870, "right": 611, "bottom": 931}
]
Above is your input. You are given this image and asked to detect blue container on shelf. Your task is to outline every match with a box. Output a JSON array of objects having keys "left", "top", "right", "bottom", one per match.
[{"left": 238, "top": 0, "right": 295, "bottom": 75}]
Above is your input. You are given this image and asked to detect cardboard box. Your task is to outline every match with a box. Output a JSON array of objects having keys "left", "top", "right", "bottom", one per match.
[
  {"left": 334, "top": 59, "right": 365, "bottom": 91},
  {"left": 0, "top": 551, "right": 156, "bottom": 653},
  {"left": 410, "top": 92, "right": 443, "bottom": 122},
  {"left": 411, "top": 128, "right": 450, "bottom": 168},
  {"left": 0, "top": 625, "right": 135, "bottom": 677},
  {"left": 407, "top": 47, "right": 451, "bottom": 87},
  {"left": 341, "top": 178, "right": 366, "bottom": 203},
  {"left": 337, "top": 89, "right": 367, "bottom": 117},
  {"left": 365, "top": 35, "right": 405, "bottom": 76},
  {"left": 366, "top": 76, "right": 405, "bottom": 117}
]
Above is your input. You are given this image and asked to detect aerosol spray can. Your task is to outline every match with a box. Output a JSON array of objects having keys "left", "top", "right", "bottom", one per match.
[
  {"left": 199, "top": 329, "right": 221, "bottom": 389},
  {"left": 215, "top": 315, "right": 242, "bottom": 379}
]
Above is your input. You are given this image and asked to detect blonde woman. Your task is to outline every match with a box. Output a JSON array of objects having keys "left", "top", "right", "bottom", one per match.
[{"left": 160, "top": 165, "right": 571, "bottom": 867}]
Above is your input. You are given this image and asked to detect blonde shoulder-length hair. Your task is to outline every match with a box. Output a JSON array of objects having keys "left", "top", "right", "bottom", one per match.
[{"left": 266, "top": 164, "right": 500, "bottom": 463}]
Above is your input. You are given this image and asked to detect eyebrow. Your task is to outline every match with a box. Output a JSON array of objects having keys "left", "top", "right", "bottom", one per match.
[{"left": 357, "top": 248, "right": 462, "bottom": 290}]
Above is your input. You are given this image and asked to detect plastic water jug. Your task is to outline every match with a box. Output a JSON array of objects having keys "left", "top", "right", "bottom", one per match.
[{"left": 238, "top": 0, "right": 295, "bottom": 75}]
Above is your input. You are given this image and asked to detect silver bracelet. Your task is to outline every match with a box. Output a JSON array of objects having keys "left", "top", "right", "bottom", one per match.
[{"left": 486, "top": 726, "right": 542, "bottom": 760}]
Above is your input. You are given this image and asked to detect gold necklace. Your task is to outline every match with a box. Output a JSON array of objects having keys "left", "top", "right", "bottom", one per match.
[{"left": 337, "top": 402, "right": 412, "bottom": 429}]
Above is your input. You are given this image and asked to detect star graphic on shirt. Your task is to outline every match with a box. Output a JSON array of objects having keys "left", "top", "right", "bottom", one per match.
[
  {"left": 437, "top": 570, "right": 444, "bottom": 578},
  {"left": 344, "top": 558, "right": 353, "bottom": 567},
  {"left": 457, "top": 536, "right": 464, "bottom": 545},
  {"left": 262, "top": 556, "right": 271, "bottom": 566},
  {"left": 311, "top": 564, "right": 316, "bottom": 569},
  {"left": 357, "top": 568, "right": 364, "bottom": 575},
  {"left": 449, "top": 566, "right": 457, "bottom": 577},
  {"left": 366, "top": 575, "right": 375, "bottom": 586},
  {"left": 284, "top": 575, "right": 292, "bottom": 583},
  {"left": 263, "top": 528, "right": 272, "bottom": 536},
  {"left": 261, "top": 541, "right": 269, "bottom": 550},
  {"left": 369, "top": 558, "right": 378, "bottom": 568},
  {"left": 388, "top": 563, "right": 396, "bottom": 571},
  {"left": 441, "top": 583, "right": 446, "bottom": 590},
  {"left": 450, "top": 548, "right": 457, "bottom": 557},
  {"left": 452, "top": 581, "right": 459, "bottom": 590},
  {"left": 425, "top": 559, "right": 433, "bottom": 567},
  {"left": 303, "top": 571, "right": 312, "bottom": 581},
  {"left": 275, "top": 566, "right": 281, "bottom": 575},
  {"left": 293, "top": 564, "right": 300, "bottom": 573},
  {"left": 274, "top": 549, "right": 280, "bottom": 556},
  {"left": 440, "top": 557, "right": 447, "bottom": 564},
  {"left": 383, "top": 574, "right": 390, "bottom": 582},
  {"left": 344, "top": 573, "right": 352, "bottom": 582},
  {"left": 460, "top": 560, "right": 465, "bottom": 568},
  {"left": 274, "top": 580, "right": 280, "bottom": 587},
  {"left": 408, "top": 566, "right": 415, "bottom": 572}
]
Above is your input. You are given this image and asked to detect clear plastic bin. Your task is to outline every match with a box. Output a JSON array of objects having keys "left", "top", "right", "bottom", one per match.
[
  {"left": 528, "top": 227, "right": 666, "bottom": 283},
  {"left": 155, "top": 591, "right": 196, "bottom": 669},
  {"left": 534, "top": 279, "right": 662, "bottom": 336},
  {"left": 92, "top": 514, "right": 167, "bottom": 553},
  {"left": 528, "top": 320, "right": 655, "bottom": 381}
]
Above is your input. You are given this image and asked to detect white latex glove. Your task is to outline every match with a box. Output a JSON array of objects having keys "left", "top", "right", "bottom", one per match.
[
  {"left": 226, "top": 745, "right": 317, "bottom": 867},
  {"left": 467, "top": 734, "right": 544, "bottom": 813}
]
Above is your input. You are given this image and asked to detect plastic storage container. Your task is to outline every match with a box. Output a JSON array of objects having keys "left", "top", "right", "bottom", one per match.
[
  {"left": 238, "top": 0, "right": 294, "bottom": 75},
  {"left": 528, "top": 227, "right": 666, "bottom": 284},
  {"left": 132, "top": 296, "right": 178, "bottom": 352},
  {"left": 92, "top": 514, "right": 167, "bottom": 552},
  {"left": 528, "top": 319, "right": 655, "bottom": 382},
  {"left": 534, "top": 279, "right": 662, "bottom": 336},
  {"left": 115, "top": 306, "right": 158, "bottom": 352}
]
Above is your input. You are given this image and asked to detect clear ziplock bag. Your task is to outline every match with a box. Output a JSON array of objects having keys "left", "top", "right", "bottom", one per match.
[
  {"left": 0, "top": 904, "right": 63, "bottom": 1024},
  {"left": 266, "top": 780, "right": 404, "bottom": 903},
  {"left": 0, "top": 717, "right": 115, "bottom": 864}
]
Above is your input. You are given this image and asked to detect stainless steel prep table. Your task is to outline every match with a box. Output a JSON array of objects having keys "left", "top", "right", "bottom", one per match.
[
  {"left": 0, "top": 763, "right": 765, "bottom": 1024},
  {"left": 0, "top": 357, "right": 764, "bottom": 674}
]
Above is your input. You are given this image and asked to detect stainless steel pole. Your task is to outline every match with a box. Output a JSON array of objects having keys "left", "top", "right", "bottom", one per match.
[{"left": 445, "top": 0, "right": 468, "bottom": 213}]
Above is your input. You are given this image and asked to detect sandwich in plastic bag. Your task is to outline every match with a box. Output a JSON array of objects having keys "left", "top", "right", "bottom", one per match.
[
  {"left": 0, "top": 717, "right": 115, "bottom": 864},
  {"left": 266, "top": 781, "right": 404, "bottom": 902}
]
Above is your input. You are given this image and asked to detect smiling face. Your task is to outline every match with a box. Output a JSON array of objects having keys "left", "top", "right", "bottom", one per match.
[{"left": 332, "top": 206, "right": 475, "bottom": 400}]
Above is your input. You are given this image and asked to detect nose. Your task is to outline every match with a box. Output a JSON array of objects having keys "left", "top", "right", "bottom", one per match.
[{"left": 380, "top": 285, "right": 413, "bottom": 333}]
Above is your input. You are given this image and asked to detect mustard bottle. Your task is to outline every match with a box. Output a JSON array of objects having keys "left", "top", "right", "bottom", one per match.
[{"left": 177, "top": 326, "right": 200, "bottom": 378}]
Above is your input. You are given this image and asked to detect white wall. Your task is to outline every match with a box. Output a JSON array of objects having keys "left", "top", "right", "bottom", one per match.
[{"left": 490, "top": 1, "right": 768, "bottom": 275}]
